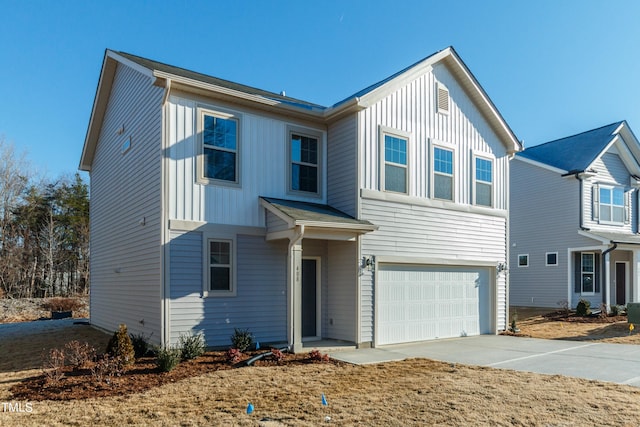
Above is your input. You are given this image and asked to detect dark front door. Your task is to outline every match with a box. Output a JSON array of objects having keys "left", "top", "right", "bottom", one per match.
[
  {"left": 616, "top": 263, "right": 626, "bottom": 306},
  {"left": 302, "top": 259, "right": 317, "bottom": 337}
]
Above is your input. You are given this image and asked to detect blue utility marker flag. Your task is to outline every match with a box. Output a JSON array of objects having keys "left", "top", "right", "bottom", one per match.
[
  {"left": 247, "top": 403, "right": 254, "bottom": 414},
  {"left": 256, "top": 341, "right": 260, "bottom": 350},
  {"left": 321, "top": 393, "right": 328, "bottom": 406}
]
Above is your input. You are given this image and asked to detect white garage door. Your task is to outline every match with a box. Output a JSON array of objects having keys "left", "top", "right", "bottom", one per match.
[{"left": 377, "top": 264, "right": 491, "bottom": 345}]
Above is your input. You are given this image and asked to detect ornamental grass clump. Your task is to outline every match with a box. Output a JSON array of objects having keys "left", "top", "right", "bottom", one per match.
[
  {"left": 155, "top": 346, "right": 181, "bottom": 372},
  {"left": 178, "top": 332, "right": 206, "bottom": 361}
]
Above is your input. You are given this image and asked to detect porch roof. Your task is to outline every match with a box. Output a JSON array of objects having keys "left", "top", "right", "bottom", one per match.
[
  {"left": 580, "top": 230, "right": 640, "bottom": 245},
  {"left": 260, "top": 197, "right": 378, "bottom": 241}
]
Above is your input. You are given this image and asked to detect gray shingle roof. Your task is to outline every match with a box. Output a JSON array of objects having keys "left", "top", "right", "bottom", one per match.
[
  {"left": 261, "top": 197, "right": 375, "bottom": 227},
  {"left": 517, "top": 121, "right": 624, "bottom": 172}
]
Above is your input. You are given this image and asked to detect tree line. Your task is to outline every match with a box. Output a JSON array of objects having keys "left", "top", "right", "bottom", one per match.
[{"left": 0, "top": 138, "right": 89, "bottom": 298}]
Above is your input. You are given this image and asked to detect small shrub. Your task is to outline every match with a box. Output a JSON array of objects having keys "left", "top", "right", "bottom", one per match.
[
  {"left": 130, "top": 332, "right": 153, "bottom": 358},
  {"left": 230, "top": 328, "right": 254, "bottom": 352},
  {"left": 155, "top": 346, "right": 182, "bottom": 372},
  {"left": 178, "top": 332, "right": 206, "bottom": 361},
  {"left": 91, "top": 354, "right": 121, "bottom": 385},
  {"left": 64, "top": 340, "right": 96, "bottom": 369},
  {"left": 42, "top": 348, "right": 65, "bottom": 385},
  {"left": 105, "top": 324, "right": 136, "bottom": 368},
  {"left": 41, "top": 297, "right": 83, "bottom": 312},
  {"left": 576, "top": 299, "right": 591, "bottom": 317},
  {"left": 307, "top": 349, "right": 330, "bottom": 363},
  {"left": 226, "top": 348, "right": 243, "bottom": 364},
  {"left": 270, "top": 348, "right": 285, "bottom": 363},
  {"left": 557, "top": 299, "right": 570, "bottom": 316},
  {"left": 598, "top": 303, "right": 608, "bottom": 319}
]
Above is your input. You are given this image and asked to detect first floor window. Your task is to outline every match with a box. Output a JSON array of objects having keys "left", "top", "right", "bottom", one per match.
[
  {"left": 581, "top": 252, "right": 595, "bottom": 294},
  {"left": 475, "top": 157, "right": 493, "bottom": 207},
  {"left": 200, "top": 110, "right": 240, "bottom": 184},
  {"left": 208, "top": 239, "right": 232, "bottom": 293},
  {"left": 546, "top": 252, "right": 558, "bottom": 266},
  {"left": 433, "top": 147, "right": 453, "bottom": 200},
  {"left": 383, "top": 134, "right": 408, "bottom": 193},
  {"left": 518, "top": 254, "right": 529, "bottom": 267},
  {"left": 290, "top": 132, "right": 320, "bottom": 194}
]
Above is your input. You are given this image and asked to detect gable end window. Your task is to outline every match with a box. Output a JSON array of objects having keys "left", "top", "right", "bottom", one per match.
[
  {"left": 518, "top": 254, "right": 529, "bottom": 267},
  {"left": 383, "top": 133, "right": 408, "bottom": 193},
  {"left": 594, "top": 185, "right": 628, "bottom": 225},
  {"left": 288, "top": 127, "right": 322, "bottom": 196},
  {"left": 474, "top": 157, "right": 493, "bottom": 207},
  {"left": 433, "top": 146, "right": 454, "bottom": 201},
  {"left": 198, "top": 109, "right": 240, "bottom": 186},
  {"left": 204, "top": 238, "right": 235, "bottom": 296}
]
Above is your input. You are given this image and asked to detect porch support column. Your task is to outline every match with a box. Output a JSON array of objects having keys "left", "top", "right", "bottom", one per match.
[
  {"left": 633, "top": 249, "right": 640, "bottom": 302},
  {"left": 287, "top": 225, "right": 304, "bottom": 353},
  {"left": 604, "top": 251, "right": 611, "bottom": 311}
]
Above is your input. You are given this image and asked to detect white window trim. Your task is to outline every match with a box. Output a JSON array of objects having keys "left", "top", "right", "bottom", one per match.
[
  {"left": 472, "top": 153, "right": 494, "bottom": 207},
  {"left": 545, "top": 252, "right": 558, "bottom": 267},
  {"left": 597, "top": 184, "right": 626, "bottom": 226},
  {"left": 379, "top": 126, "right": 411, "bottom": 195},
  {"left": 430, "top": 141, "right": 456, "bottom": 202},
  {"left": 581, "top": 252, "right": 595, "bottom": 296},
  {"left": 517, "top": 254, "right": 529, "bottom": 268},
  {"left": 196, "top": 107, "right": 241, "bottom": 187},
  {"left": 287, "top": 125, "right": 324, "bottom": 198},
  {"left": 202, "top": 235, "right": 237, "bottom": 298}
]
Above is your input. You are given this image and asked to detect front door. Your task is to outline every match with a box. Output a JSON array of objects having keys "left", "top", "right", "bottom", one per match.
[
  {"left": 302, "top": 258, "right": 319, "bottom": 338},
  {"left": 616, "top": 262, "right": 626, "bottom": 306}
]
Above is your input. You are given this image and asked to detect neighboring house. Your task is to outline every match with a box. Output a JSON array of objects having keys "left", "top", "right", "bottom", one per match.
[
  {"left": 80, "top": 46, "right": 521, "bottom": 351},
  {"left": 510, "top": 121, "right": 640, "bottom": 310}
]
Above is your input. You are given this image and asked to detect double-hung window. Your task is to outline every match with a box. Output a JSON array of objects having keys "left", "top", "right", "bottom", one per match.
[
  {"left": 433, "top": 147, "right": 454, "bottom": 200},
  {"left": 598, "top": 186, "right": 625, "bottom": 224},
  {"left": 474, "top": 157, "right": 493, "bottom": 207},
  {"left": 383, "top": 134, "right": 408, "bottom": 193},
  {"left": 289, "top": 128, "right": 322, "bottom": 196},
  {"left": 205, "top": 238, "right": 235, "bottom": 296},
  {"left": 581, "top": 252, "right": 595, "bottom": 294},
  {"left": 199, "top": 109, "right": 240, "bottom": 185}
]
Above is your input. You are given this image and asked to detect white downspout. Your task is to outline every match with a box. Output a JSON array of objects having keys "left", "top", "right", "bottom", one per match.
[{"left": 160, "top": 78, "right": 172, "bottom": 347}]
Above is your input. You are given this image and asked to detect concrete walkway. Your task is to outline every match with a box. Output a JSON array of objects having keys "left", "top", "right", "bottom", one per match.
[{"left": 330, "top": 335, "right": 640, "bottom": 387}]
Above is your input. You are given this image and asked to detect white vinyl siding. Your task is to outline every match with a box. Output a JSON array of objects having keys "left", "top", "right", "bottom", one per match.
[
  {"left": 89, "top": 62, "right": 164, "bottom": 343},
  {"left": 327, "top": 115, "right": 357, "bottom": 216}
]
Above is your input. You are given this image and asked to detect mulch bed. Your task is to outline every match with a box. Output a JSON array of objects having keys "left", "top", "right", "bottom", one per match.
[
  {"left": 10, "top": 350, "right": 338, "bottom": 401},
  {"left": 542, "top": 310, "right": 627, "bottom": 323}
]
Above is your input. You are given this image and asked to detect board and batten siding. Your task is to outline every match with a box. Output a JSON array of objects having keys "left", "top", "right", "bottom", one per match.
[
  {"left": 169, "top": 231, "right": 288, "bottom": 346},
  {"left": 358, "top": 62, "right": 509, "bottom": 209},
  {"left": 166, "top": 95, "right": 327, "bottom": 227},
  {"left": 326, "top": 240, "right": 358, "bottom": 341},
  {"left": 327, "top": 114, "right": 357, "bottom": 217},
  {"left": 89, "top": 62, "right": 164, "bottom": 342},
  {"left": 509, "top": 158, "right": 596, "bottom": 308},
  {"left": 359, "top": 198, "right": 508, "bottom": 342}
]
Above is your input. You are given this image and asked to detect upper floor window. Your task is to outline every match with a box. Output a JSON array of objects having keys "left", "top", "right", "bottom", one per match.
[
  {"left": 198, "top": 109, "right": 240, "bottom": 186},
  {"left": 596, "top": 185, "right": 626, "bottom": 224},
  {"left": 383, "top": 134, "right": 408, "bottom": 193},
  {"left": 288, "top": 127, "right": 323, "bottom": 196},
  {"left": 474, "top": 157, "right": 493, "bottom": 207},
  {"left": 433, "top": 147, "right": 454, "bottom": 200}
]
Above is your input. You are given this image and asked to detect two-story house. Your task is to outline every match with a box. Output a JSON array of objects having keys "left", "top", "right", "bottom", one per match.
[
  {"left": 510, "top": 121, "right": 640, "bottom": 310},
  {"left": 80, "top": 47, "right": 521, "bottom": 351}
]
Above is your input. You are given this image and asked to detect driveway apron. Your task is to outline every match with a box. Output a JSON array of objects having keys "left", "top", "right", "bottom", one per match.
[{"left": 329, "top": 335, "right": 640, "bottom": 387}]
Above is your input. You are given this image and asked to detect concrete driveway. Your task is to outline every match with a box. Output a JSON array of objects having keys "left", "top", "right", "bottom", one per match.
[{"left": 330, "top": 335, "right": 640, "bottom": 387}]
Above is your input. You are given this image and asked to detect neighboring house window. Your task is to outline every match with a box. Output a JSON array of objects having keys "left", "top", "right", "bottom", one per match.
[
  {"left": 546, "top": 252, "right": 558, "bottom": 266},
  {"left": 581, "top": 252, "right": 595, "bottom": 294},
  {"left": 474, "top": 157, "right": 493, "bottom": 207},
  {"left": 593, "top": 185, "right": 628, "bottom": 224},
  {"left": 433, "top": 147, "right": 454, "bottom": 200},
  {"left": 205, "top": 238, "right": 235, "bottom": 296},
  {"left": 199, "top": 109, "right": 240, "bottom": 185},
  {"left": 518, "top": 254, "right": 529, "bottom": 267},
  {"left": 289, "top": 128, "right": 322, "bottom": 196},
  {"left": 383, "top": 133, "right": 408, "bottom": 193}
]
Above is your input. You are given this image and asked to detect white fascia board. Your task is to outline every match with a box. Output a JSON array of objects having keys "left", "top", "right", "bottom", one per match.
[
  {"left": 296, "top": 221, "right": 378, "bottom": 233},
  {"left": 587, "top": 135, "right": 640, "bottom": 177},
  {"left": 107, "top": 50, "right": 155, "bottom": 79},
  {"left": 513, "top": 155, "right": 567, "bottom": 174}
]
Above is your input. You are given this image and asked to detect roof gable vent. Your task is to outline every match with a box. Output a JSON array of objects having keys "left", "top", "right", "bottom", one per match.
[{"left": 437, "top": 83, "right": 449, "bottom": 114}]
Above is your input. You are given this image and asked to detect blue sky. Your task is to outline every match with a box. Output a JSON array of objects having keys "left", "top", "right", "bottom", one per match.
[{"left": 1, "top": 0, "right": 640, "bottom": 179}]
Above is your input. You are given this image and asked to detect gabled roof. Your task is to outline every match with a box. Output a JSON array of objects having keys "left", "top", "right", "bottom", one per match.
[
  {"left": 517, "top": 122, "right": 624, "bottom": 172},
  {"left": 80, "top": 47, "right": 521, "bottom": 171}
]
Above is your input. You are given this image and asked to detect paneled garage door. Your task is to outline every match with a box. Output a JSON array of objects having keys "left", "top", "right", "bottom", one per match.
[{"left": 377, "top": 264, "right": 491, "bottom": 345}]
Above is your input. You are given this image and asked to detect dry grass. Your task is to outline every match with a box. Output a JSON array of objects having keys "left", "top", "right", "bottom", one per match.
[{"left": 2, "top": 317, "right": 640, "bottom": 426}]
